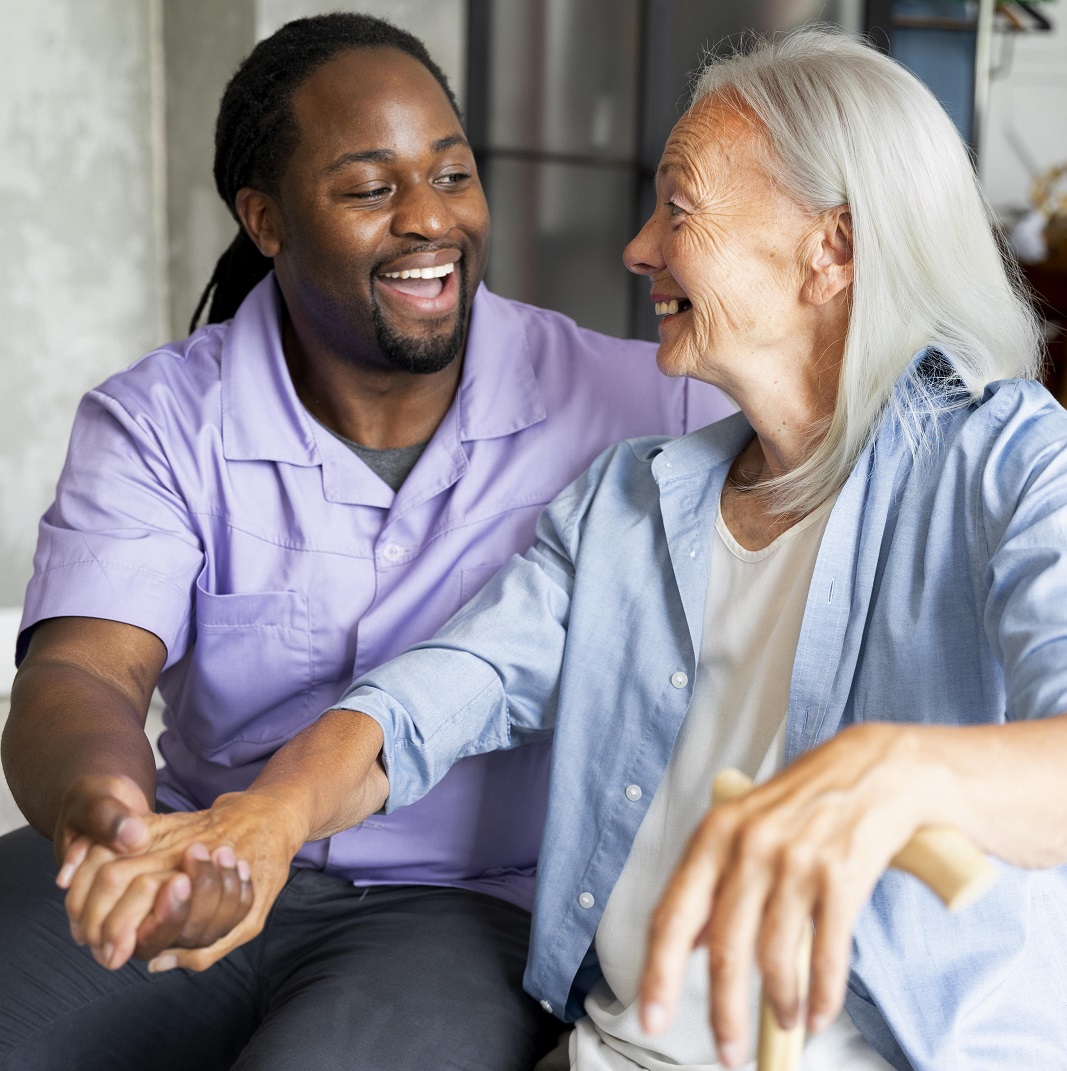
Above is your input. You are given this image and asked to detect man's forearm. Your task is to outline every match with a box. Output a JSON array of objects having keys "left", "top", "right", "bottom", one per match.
[
  {"left": 238, "top": 708, "right": 389, "bottom": 855},
  {"left": 3, "top": 659, "right": 157, "bottom": 840}
]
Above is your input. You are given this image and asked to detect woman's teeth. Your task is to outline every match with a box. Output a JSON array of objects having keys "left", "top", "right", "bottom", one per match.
[
  {"left": 655, "top": 299, "right": 690, "bottom": 316},
  {"left": 380, "top": 263, "right": 455, "bottom": 280}
]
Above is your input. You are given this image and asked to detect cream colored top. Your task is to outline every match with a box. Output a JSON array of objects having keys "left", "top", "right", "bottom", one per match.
[{"left": 570, "top": 490, "right": 892, "bottom": 1070}]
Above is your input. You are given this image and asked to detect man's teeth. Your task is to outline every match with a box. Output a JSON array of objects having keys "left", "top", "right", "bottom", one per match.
[
  {"left": 381, "top": 263, "right": 455, "bottom": 280},
  {"left": 655, "top": 299, "right": 685, "bottom": 316}
]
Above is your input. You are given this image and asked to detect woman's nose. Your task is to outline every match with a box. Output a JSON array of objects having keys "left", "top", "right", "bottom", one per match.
[{"left": 623, "top": 216, "right": 663, "bottom": 276}]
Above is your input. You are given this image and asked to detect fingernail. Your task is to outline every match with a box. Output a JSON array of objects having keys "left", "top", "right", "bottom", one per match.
[
  {"left": 643, "top": 1002, "right": 669, "bottom": 1035},
  {"left": 70, "top": 923, "right": 84, "bottom": 944},
  {"left": 215, "top": 845, "right": 237, "bottom": 868},
  {"left": 171, "top": 874, "right": 191, "bottom": 904},
  {"left": 237, "top": 859, "right": 251, "bottom": 883},
  {"left": 810, "top": 1011, "right": 832, "bottom": 1034},
  {"left": 115, "top": 817, "right": 146, "bottom": 848},
  {"left": 717, "top": 1041, "right": 743, "bottom": 1067},
  {"left": 56, "top": 863, "right": 75, "bottom": 888},
  {"left": 103, "top": 942, "right": 115, "bottom": 968},
  {"left": 148, "top": 954, "right": 178, "bottom": 974},
  {"left": 189, "top": 843, "right": 211, "bottom": 862}
]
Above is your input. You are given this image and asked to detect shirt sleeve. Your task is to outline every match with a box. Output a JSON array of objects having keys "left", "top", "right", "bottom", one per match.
[
  {"left": 981, "top": 382, "right": 1067, "bottom": 720},
  {"left": 334, "top": 445, "right": 613, "bottom": 812},
  {"left": 19, "top": 387, "right": 204, "bottom": 668}
]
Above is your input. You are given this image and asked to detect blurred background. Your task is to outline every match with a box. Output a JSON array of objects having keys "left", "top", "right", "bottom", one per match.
[{"left": 1, "top": 0, "right": 1066, "bottom": 830}]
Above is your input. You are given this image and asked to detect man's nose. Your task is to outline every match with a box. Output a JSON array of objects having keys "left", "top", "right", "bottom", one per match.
[{"left": 391, "top": 182, "right": 453, "bottom": 240}]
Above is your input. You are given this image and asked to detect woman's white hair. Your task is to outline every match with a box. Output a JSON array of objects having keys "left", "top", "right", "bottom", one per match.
[{"left": 691, "top": 28, "right": 1043, "bottom": 513}]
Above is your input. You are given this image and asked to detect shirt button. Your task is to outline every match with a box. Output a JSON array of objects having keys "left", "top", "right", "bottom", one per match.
[
  {"left": 539, "top": 999, "right": 553, "bottom": 1013},
  {"left": 578, "top": 891, "right": 595, "bottom": 909},
  {"left": 625, "top": 784, "right": 642, "bottom": 801},
  {"left": 671, "top": 671, "right": 688, "bottom": 688},
  {"left": 381, "top": 542, "right": 404, "bottom": 563}
]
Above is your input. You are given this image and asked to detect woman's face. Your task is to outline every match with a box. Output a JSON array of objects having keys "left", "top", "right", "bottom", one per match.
[{"left": 624, "top": 98, "right": 825, "bottom": 392}]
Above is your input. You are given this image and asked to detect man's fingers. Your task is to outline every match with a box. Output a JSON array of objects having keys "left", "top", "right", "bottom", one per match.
[
  {"left": 64, "top": 841, "right": 119, "bottom": 942},
  {"left": 56, "top": 835, "right": 92, "bottom": 889},
  {"left": 133, "top": 873, "right": 194, "bottom": 961},
  {"left": 97, "top": 870, "right": 185, "bottom": 970},
  {"left": 150, "top": 908, "right": 266, "bottom": 974},
  {"left": 64, "top": 794, "right": 149, "bottom": 855},
  {"left": 174, "top": 844, "right": 225, "bottom": 945}
]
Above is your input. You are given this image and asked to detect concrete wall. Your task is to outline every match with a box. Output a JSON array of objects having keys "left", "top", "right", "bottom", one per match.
[
  {"left": 0, "top": 0, "right": 466, "bottom": 638},
  {"left": 0, "top": 0, "right": 168, "bottom": 612}
]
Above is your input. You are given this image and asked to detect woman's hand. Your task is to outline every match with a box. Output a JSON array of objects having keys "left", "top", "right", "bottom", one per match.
[
  {"left": 59, "top": 791, "right": 307, "bottom": 973},
  {"left": 639, "top": 723, "right": 942, "bottom": 1067}
]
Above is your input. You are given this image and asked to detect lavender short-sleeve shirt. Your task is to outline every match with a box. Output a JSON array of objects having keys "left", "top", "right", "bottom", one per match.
[{"left": 20, "top": 276, "right": 732, "bottom": 909}]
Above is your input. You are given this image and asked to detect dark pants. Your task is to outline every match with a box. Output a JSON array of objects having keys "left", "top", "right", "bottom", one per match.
[{"left": 0, "top": 825, "right": 558, "bottom": 1070}]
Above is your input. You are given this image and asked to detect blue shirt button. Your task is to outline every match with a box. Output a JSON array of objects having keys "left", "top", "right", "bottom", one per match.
[{"left": 670, "top": 671, "right": 688, "bottom": 688}]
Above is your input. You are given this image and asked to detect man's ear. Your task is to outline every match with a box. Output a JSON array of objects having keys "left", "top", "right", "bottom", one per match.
[
  {"left": 804, "top": 205, "right": 853, "bottom": 306},
  {"left": 235, "top": 187, "right": 284, "bottom": 258}
]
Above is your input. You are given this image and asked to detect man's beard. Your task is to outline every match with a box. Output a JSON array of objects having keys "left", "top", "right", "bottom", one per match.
[{"left": 371, "top": 269, "right": 470, "bottom": 375}]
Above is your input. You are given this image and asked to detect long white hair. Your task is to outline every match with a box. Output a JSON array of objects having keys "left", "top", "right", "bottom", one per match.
[{"left": 691, "top": 29, "right": 1043, "bottom": 512}]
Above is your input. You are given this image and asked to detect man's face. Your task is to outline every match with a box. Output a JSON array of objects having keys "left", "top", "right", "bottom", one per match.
[{"left": 270, "top": 47, "right": 490, "bottom": 374}]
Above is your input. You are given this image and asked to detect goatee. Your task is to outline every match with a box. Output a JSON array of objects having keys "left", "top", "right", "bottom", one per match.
[{"left": 371, "top": 270, "right": 470, "bottom": 375}]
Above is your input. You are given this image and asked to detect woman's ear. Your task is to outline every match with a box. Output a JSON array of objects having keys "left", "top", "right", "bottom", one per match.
[
  {"left": 235, "top": 187, "right": 284, "bottom": 259},
  {"left": 804, "top": 206, "right": 853, "bottom": 306}
]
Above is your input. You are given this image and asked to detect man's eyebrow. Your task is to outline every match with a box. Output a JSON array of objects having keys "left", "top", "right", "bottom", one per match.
[
  {"left": 431, "top": 134, "right": 470, "bottom": 153},
  {"left": 323, "top": 136, "right": 470, "bottom": 175},
  {"left": 324, "top": 149, "right": 397, "bottom": 174}
]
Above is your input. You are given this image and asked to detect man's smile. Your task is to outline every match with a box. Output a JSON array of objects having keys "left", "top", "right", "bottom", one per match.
[{"left": 374, "top": 256, "right": 461, "bottom": 316}]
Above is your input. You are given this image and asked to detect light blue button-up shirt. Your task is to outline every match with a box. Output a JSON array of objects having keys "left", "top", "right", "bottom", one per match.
[{"left": 343, "top": 362, "right": 1067, "bottom": 1069}]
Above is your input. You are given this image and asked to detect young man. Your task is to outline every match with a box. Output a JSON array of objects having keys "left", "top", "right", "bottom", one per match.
[{"left": 0, "top": 14, "right": 731, "bottom": 1070}]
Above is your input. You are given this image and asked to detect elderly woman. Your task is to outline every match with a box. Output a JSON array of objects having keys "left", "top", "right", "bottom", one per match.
[{"left": 62, "top": 29, "right": 1067, "bottom": 1070}]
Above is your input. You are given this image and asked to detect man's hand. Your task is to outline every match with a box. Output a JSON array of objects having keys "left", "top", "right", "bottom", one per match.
[
  {"left": 61, "top": 791, "right": 302, "bottom": 972},
  {"left": 53, "top": 773, "right": 154, "bottom": 879}
]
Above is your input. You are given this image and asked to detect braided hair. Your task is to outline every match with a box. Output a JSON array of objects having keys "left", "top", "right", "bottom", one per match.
[{"left": 189, "top": 13, "right": 460, "bottom": 333}]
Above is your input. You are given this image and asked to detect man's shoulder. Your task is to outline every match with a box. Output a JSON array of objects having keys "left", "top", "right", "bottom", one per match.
[
  {"left": 476, "top": 290, "right": 732, "bottom": 433},
  {"left": 93, "top": 321, "right": 228, "bottom": 416},
  {"left": 486, "top": 290, "right": 656, "bottom": 364}
]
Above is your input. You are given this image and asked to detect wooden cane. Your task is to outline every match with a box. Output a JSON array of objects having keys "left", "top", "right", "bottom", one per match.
[{"left": 710, "top": 768, "right": 998, "bottom": 1071}]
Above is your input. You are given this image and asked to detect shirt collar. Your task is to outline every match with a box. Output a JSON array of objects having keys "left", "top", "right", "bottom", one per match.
[
  {"left": 219, "top": 278, "right": 545, "bottom": 465},
  {"left": 221, "top": 275, "right": 321, "bottom": 465},
  {"left": 452, "top": 285, "right": 546, "bottom": 442}
]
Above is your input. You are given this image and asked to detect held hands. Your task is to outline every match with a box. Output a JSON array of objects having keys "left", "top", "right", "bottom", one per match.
[
  {"left": 56, "top": 785, "right": 304, "bottom": 973},
  {"left": 639, "top": 724, "right": 946, "bottom": 1068}
]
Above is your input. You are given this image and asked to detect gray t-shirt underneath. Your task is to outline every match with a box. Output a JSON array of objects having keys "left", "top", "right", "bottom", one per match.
[{"left": 312, "top": 414, "right": 429, "bottom": 492}]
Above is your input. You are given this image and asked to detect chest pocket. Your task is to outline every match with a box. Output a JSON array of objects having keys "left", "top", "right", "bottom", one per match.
[{"left": 178, "top": 576, "right": 312, "bottom": 761}]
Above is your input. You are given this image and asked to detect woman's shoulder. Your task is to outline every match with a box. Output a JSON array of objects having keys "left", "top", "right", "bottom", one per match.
[{"left": 961, "top": 378, "right": 1067, "bottom": 470}]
